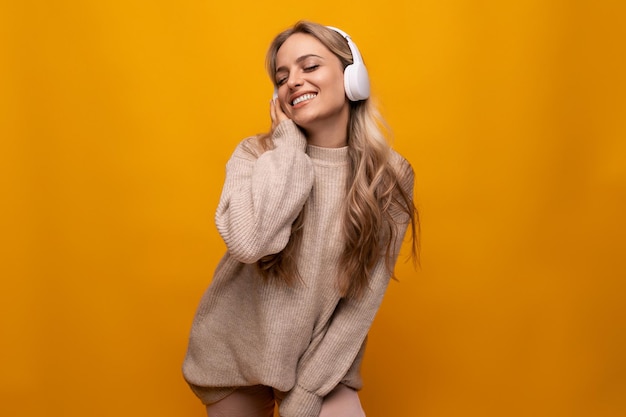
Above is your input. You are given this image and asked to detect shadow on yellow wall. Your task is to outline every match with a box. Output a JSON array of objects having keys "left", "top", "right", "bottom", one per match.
[{"left": 1, "top": 1, "right": 625, "bottom": 416}]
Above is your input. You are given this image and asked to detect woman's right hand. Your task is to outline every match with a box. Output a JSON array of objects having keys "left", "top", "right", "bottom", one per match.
[{"left": 270, "top": 97, "right": 290, "bottom": 131}]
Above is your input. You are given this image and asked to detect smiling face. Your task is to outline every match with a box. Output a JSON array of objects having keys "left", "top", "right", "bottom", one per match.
[{"left": 274, "top": 33, "right": 350, "bottom": 140}]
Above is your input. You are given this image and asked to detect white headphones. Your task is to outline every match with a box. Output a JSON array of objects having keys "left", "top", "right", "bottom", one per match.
[{"left": 326, "top": 26, "right": 371, "bottom": 101}]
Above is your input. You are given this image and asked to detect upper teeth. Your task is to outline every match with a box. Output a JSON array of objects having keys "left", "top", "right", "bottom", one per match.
[{"left": 292, "top": 93, "right": 316, "bottom": 106}]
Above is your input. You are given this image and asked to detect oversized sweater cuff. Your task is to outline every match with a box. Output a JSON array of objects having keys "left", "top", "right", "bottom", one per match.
[
  {"left": 273, "top": 120, "right": 307, "bottom": 151},
  {"left": 279, "top": 384, "right": 323, "bottom": 417}
]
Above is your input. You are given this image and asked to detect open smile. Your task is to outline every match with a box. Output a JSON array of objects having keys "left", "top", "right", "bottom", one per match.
[{"left": 291, "top": 93, "right": 317, "bottom": 106}]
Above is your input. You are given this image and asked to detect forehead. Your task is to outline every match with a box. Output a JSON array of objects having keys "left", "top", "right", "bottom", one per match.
[{"left": 275, "top": 33, "right": 332, "bottom": 66}]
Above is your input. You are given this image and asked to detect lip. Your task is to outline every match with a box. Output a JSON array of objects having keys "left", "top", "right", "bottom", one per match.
[{"left": 289, "top": 91, "right": 318, "bottom": 107}]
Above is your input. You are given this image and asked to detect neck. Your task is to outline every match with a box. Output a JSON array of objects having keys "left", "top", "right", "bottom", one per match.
[{"left": 303, "top": 106, "right": 350, "bottom": 148}]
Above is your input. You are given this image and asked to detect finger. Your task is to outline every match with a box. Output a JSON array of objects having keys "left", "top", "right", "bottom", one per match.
[
  {"left": 274, "top": 98, "right": 288, "bottom": 122},
  {"left": 270, "top": 99, "right": 282, "bottom": 130},
  {"left": 270, "top": 99, "right": 277, "bottom": 124}
]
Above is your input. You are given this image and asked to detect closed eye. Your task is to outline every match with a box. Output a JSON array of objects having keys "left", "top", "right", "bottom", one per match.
[{"left": 304, "top": 65, "right": 319, "bottom": 72}]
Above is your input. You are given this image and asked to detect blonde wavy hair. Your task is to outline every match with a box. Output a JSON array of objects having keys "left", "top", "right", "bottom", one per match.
[{"left": 252, "top": 21, "right": 419, "bottom": 298}]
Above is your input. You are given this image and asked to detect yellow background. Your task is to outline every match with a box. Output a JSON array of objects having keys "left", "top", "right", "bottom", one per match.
[{"left": 2, "top": 1, "right": 625, "bottom": 416}]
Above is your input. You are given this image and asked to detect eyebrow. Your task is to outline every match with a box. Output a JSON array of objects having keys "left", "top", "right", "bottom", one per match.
[{"left": 275, "top": 54, "right": 324, "bottom": 74}]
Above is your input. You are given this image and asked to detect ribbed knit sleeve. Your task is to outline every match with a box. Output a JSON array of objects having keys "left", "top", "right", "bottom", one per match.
[
  {"left": 215, "top": 120, "right": 314, "bottom": 263},
  {"left": 278, "top": 260, "right": 398, "bottom": 417},
  {"left": 279, "top": 155, "right": 415, "bottom": 417}
]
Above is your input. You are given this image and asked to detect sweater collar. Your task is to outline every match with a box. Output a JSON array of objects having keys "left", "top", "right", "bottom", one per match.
[{"left": 306, "top": 144, "right": 349, "bottom": 165}]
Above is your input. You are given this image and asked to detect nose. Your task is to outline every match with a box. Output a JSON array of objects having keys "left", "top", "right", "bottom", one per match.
[{"left": 287, "top": 74, "right": 303, "bottom": 89}]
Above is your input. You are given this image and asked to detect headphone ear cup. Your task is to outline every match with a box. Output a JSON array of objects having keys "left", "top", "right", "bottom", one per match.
[
  {"left": 343, "top": 62, "right": 371, "bottom": 101},
  {"left": 325, "top": 26, "right": 371, "bottom": 101}
]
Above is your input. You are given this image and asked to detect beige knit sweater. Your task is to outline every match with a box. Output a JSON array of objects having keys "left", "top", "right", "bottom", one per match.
[{"left": 182, "top": 120, "right": 413, "bottom": 417}]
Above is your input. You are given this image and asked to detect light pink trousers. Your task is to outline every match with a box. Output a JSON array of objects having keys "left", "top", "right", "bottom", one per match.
[{"left": 206, "top": 384, "right": 366, "bottom": 417}]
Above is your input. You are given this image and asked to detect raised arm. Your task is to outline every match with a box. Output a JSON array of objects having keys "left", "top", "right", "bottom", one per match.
[{"left": 215, "top": 119, "right": 314, "bottom": 263}]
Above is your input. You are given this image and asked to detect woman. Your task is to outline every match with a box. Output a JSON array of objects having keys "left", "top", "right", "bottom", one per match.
[{"left": 183, "top": 21, "right": 419, "bottom": 417}]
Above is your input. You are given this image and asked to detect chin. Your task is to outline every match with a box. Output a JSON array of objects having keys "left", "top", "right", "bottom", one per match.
[{"left": 290, "top": 114, "right": 317, "bottom": 129}]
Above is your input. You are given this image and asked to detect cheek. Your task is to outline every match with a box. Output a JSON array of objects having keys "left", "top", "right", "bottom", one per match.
[
  {"left": 333, "top": 72, "right": 347, "bottom": 99},
  {"left": 332, "top": 83, "right": 347, "bottom": 107},
  {"left": 315, "top": 68, "right": 345, "bottom": 97},
  {"left": 323, "top": 74, "right": 346, "bottom": 104}
]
